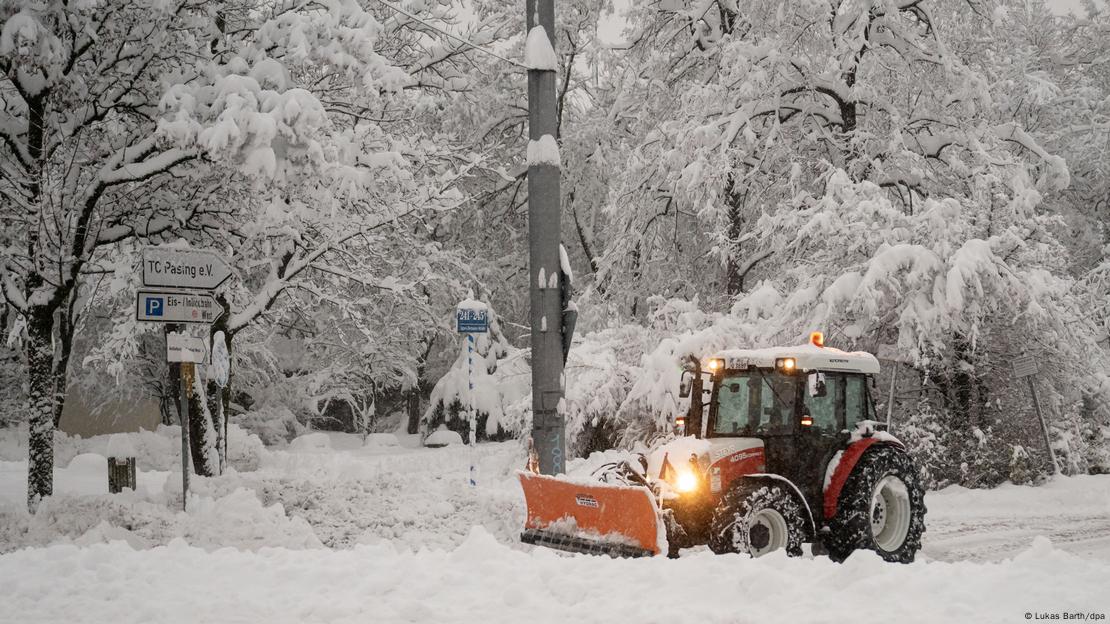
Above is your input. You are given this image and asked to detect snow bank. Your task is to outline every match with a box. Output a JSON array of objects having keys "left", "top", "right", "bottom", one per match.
[
  {"left": 364, "top": 433, "right": 400, "bottom": 449},
  {"left": 0, "top": 485, "right": 322, "bottom": 554},
  {"left": 425, "top": 428, "right": 464, "bottom": 447},
  {"left": 2, "top": 530, "right": 1106, "bottom": 623},
  {"left": 288, "top": 432, "right": 333, "bottom": 452}
]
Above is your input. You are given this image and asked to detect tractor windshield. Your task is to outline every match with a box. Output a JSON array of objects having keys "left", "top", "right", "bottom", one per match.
[{"left": 712, "top": 370, "right": 798, "bottom": 436}]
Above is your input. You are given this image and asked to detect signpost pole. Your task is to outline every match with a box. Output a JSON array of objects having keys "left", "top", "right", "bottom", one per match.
[
  {"left": 1027, "top": 376, "right": 1059, "bottom": 475},
  {"left": 175, "top": 337, "right": 191, "bottom": 511},
  {"left": 468, "top": 333, "right": 476, "bottom": 487},
  {"left": 1013, "top": 354, "right": 1059, "bottom": 476},
  {"left": 456, "top": 300, "right": 488, "bottom": 487},
  {"left": 885, "top": 365, "right": 898, "bottom": 430}
]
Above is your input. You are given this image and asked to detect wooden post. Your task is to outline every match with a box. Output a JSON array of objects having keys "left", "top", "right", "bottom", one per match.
[{"left": 179, "top": 359, "right": 192, "bottom": 509}]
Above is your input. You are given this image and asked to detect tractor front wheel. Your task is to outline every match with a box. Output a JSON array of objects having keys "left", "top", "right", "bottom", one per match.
[
  {"left": 825, "top": 446, "right": 926, "bottom": 563},
  {"left": 708, "top": 481, "right": 805, "bottom": 557}
]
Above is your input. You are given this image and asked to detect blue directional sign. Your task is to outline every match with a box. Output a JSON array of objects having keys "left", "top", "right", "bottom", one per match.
[
  {"left": 456, "top": 307, "right": 489, "bottom": 333},
  {"left": 136, "top": 290, "right": 224, "bottom": 324}
]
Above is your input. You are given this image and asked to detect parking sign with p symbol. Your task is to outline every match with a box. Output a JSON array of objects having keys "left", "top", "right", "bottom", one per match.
[{"left": 146, "top": 296, "right": 164, "bottom": 317}]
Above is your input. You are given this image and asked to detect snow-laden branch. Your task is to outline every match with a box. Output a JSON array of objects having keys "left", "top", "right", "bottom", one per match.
[
  {"left": 227, "top": 228, "right": 367, "bottom": 332},
  {"left": 0, "top": 262, "right": 28, "bottom": 312}
]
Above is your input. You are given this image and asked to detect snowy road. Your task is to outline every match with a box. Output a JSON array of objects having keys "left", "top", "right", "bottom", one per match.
[
  {"left": 2, "top": 433, "right": 1109, "bottom": 622},
  {"left": 923, "top": 476, "right": 1110, "bottom": 563}
]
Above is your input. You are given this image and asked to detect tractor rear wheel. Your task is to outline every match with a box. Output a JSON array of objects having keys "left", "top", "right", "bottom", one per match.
[
  {"left": 825, "top": 446, "right": 926, "bottom": 563},
  {"left": 708, "top": 481, "right": 805, "bottom": 557}
]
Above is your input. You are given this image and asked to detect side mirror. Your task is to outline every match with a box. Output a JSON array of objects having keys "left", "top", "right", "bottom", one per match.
[
  {"left": 807, "top": 372, "right": 827, "bottom": 398},
  {"left": 678, "top": 371, "right": 692, "bottom": 398}
]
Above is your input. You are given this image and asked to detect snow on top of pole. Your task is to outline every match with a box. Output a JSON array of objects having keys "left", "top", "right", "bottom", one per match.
[
  {"left": 524, "top": 25, "right": 557, "bottom": 71},
  {"left": 527, "top": 134, "right": 560, "bottom": 168}
]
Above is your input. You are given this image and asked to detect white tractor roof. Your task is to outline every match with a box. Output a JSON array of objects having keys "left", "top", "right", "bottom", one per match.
[{"left": 711, "top": 343, "right": 880, "bottom": 375}]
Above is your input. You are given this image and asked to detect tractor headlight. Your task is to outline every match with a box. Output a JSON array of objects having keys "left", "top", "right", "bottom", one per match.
[
  {"left": 675, "top": 472, "right": 698, "bottom": 493},
  {"left": 775, "top": 357, "right": 797, "bottom": 374}
]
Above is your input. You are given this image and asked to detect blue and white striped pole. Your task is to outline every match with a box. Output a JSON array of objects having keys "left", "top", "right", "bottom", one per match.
[{"left": 468, "top": 333, "right": 476, "bottom": 487}]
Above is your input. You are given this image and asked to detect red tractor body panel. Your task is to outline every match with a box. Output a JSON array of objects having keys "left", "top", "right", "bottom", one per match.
[
  {"left": 822, "top": 437, "right": 904, "bottom": 519},
  {"left": 709, "top": 447, "right": 765, "bottom": 502}
]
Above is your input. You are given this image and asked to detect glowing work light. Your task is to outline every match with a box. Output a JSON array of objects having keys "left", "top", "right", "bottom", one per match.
[
  {"left": 676, "top": 472, "right": 698, "bottom": 492},
  {"left": 775, "top": 357, "right": 797, "bottom": 373}
]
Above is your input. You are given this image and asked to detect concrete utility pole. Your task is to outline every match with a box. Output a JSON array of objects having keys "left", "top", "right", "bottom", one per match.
[{"left": 527, "top": 0, "right": 565, "bottom": 475}]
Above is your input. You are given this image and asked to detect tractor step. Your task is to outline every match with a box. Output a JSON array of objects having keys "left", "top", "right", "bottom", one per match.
[{"left": 520, "top": 528, "right": 655, "bottom": 558}]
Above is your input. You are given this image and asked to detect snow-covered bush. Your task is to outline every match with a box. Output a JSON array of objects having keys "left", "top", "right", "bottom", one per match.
[
  {"left": 422, "top": 299, "right": 524, "bottom": 442},
  {"left": 235, "top": 404, "right": 305, "bottom": 447}
]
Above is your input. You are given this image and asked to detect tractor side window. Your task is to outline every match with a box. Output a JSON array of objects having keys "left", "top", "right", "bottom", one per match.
[
  {"left": 844, "top": 375, "right": 866, "bottom": 429},
  {"left": 804, "top": 374, "right": 838, "bottom": 433},
  {"left": 714, "top": 378, "right": 751, "bottom": 434}
]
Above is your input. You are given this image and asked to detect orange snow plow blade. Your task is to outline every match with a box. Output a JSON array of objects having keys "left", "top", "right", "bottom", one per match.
[{"left": 518, "top": 471, "right": 661, "bottom": 558}]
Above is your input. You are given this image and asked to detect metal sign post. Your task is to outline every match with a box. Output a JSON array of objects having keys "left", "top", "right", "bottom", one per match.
[
  {"left": 457, "top": 303, "right": 489, "bottom": 487},
  {"left": 166, "top": 330, "right": 206, "bottom": 508},
  {"left": 173, "top": 338, "right": 192, "bottom": 511},
  {"left": 1013, "top": 354, "right": 1059, "bottom": 475}
]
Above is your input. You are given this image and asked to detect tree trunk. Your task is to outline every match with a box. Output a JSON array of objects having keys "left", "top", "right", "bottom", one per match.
[
  {"left": 724, "top": 181, "right": 746, "bottom": 296},
  {"left": 186, "top": 363, "right": 217, "bottom": 477},
  {"left": 207, "top": 301, "right": 231, "bottom": 472},
  {"left": 25, "top": 306, "right": 55, "bottom": 511},
  {"left": 52, "top": 292, "right": 77, "bottom": 428},
  {"left": 406, "top": 336, "right": 434, "bottom": 435},
  {"left": 951, "top": 337, "right": 974, "bottom": 428}
]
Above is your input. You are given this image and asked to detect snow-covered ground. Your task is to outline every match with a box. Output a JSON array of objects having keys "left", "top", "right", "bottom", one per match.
[{"left": 2, "top": 428, "right": 1108, "bottom": 623}]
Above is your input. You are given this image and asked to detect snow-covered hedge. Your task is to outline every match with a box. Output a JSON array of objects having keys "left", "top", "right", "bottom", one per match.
[{"left": 0, "top": 424, "right": 265, "bottom": 473}]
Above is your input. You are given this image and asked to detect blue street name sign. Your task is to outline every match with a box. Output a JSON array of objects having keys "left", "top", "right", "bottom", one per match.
[{"left": 456, "top": 308, "right": 489, "bottom": 333}]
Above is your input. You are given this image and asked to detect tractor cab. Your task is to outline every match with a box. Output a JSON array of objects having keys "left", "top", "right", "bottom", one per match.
[{"left": 678, "top": 332, "right": 884, "bottom": 529}]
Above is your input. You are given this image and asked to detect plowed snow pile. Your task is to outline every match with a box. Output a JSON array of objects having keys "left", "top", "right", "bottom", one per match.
[
  {"left": 1, "top": 428, "right": 1108, "bottom": 623},
  {"left": 1, "top": 530, "right": 1105, "bottom": 623}
]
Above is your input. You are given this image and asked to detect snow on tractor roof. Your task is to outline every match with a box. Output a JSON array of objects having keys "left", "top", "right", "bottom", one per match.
[{"left": 711, "top": 342, "right": 880, "bottom": 375}]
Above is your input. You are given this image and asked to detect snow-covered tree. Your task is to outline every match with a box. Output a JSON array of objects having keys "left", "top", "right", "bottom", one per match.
[
  {"left": 1, "top": 0, "right": 514, "bottom": 499},
  {"left": 0, "top": 0, "right": 228, "bottom": 508}
]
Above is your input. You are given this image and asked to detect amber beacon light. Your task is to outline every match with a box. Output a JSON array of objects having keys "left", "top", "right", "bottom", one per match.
[{"left": 810, "top": 331, "right": 824, "bottom": 348}]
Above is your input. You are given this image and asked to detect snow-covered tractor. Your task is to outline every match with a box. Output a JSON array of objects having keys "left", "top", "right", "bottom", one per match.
[{"left": 519, "top": 333, "right": 926, "bottom": 562}]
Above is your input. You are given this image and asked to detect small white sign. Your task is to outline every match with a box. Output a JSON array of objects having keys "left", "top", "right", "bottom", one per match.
[
  {"left": 143, "top": 247, "right": 232, "bottom": 290},
  {"left": 167, "top": 332, "right": 208, "bottom": 364},
  {"left": 1013, "top": 354, "right": 1038, "bottom": 378}
]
